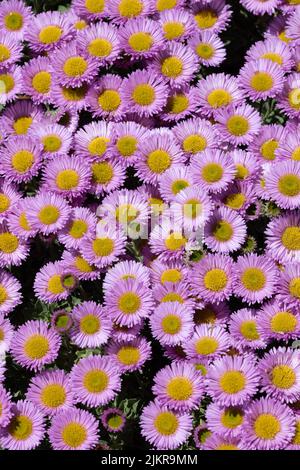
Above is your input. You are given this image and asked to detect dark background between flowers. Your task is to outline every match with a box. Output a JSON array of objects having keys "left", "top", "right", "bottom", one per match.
[{"left": 2, "top": 0, "right": 289, "bottom": 450}]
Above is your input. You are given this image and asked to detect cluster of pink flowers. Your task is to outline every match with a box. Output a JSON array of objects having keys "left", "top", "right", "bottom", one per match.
[{"left": 0, "top": 0, "right": 300, "bottom": 451}]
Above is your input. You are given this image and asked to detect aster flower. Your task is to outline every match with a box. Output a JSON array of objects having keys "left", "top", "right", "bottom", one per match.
[
  {"left": 193, "top": 423, "right": 212, "bottom": 450},
  {"left": 265, "top": 161, "right": 300, "bottom": 210},
  {"left": 77, "top": 21, "right": 120, "bottom": 64},
  {"left": 41, "top": 156, "right": 91, "bottom": 199},
  {"left": 69, "top": 301, "right": 112, "bottom": 348},
  {"left": 52, "top": 81, "right": 90, "bottom": 113},
  {"left": 136, "top": 129, "right": 184, "bottom": 184},
  {"left": 119, "top": 17, "right": 164, "bottom": 59},
  {"left": 0, "top": 135, "right": 43, "bottom": 183},
  {"left": 88, "top": 74, "right": 125, "bottom": 121},
  {"left": 7, "top": 197, "right": 37, "bottom": 240},
  {"left": 197, "top": 73, "right": 244, "bottom": 117},
  {"left": 31, "top": 122, "right": 73, "bottom": 160},
  {"left": 173, "top": 117, "right": 217, "bottom": 158},
  {"left": 0, "top": 224, "right": 29, "bottom": 267},
  {"left": 152, "top": 42, "right": 198, "bottom": 89},
  {"left": 71, "top": 355, "right": 121, "bottom": 407},
  {"left": 0, "top": 66, "right": 22, "bottom": 105},
  {"left": 1, "top": 100, "right": 44, "bottom": 136},
  {"left": 204, "top": 207, "right": 246, "bottom": 253},
  {"left": 150, "top": 301, "right": 193, "bottom": 346},
  {"left": 48, "top": 407, "right": 99, "bottom": 450},
  {"left": 149, "top": 220, "right": 189, "bottom": 263},
  {"left": 153, "top": 281, "right": 195, "bottom": 309},
  {"left": 140, "top": 400, "right": 192, "bottom": 450},
  {"left": 25, "top": 11, "right": 74, "bottom": 53},
  {"left": 184, "top": 324, "right": 230, "bottom": 360},
  {"left": 103, "top": 260, "right": 150, "bottom": 291},
  {"left": 161, "top": 86, "right": 201, "bottom": 122},
  {"left": 0, "top": 385, "right": 12, "bottom": 427},
  {"left": 214, "top": 103, "right": 261, "bottom": 146},
  {"left": 51, "top": 309, "right": 73, "bottom": 334},
  {"left": 276, "top": 130, "right": 300, "bottom": 162},
  {"left": 265, "top": 213, "right": 300, "bottom": 264},
  {"left": 0, "top": 400, "right": 45, "bottom": 450},
  {"left": 106, "top": 336, "right": 151, "bottom": 373},
  {"left": 58, "top": 207, "right": 97, "bottom": 251},
  {"left": 73, "top": 0, "right": 107, "bottom": 21},
  {"left": 110, "top": 121, "right": 149, "bottom": 167},
  {"left": 0, "top": 270, "right": 22, "bottom": 314},
  {"left": 191, "top": 0, "right": 232, "bottom": 34},
  {"left": 277, "top": 73, "right": 300, "bottom": 119},
  {"left": 0, "top": 31, "right": 22, "bottom": 71},
  {"left": 159, "top": 9, "right": 196, "bottom": 43},
  {"left": 21, "top": 57, "right": 54, "bottom": 104},
  {"left": 286, "top": 8, "right": 300, "bottom": 43},
  {"left": 172, "top": 185, "right": 214, "bottom": 231},
  {"left": 26, "top": 369, "right": 74, "bottom": 417},
  {"left": 248, "top": 124, "right": 286, "bottom": 164},
  {"left": 277, "top": 264, "right": 300, "bottom": 310},
  {"left": 154, "top": 0, "right": 185, "bottom": 13},
  {"left": 159, "top": 165, "right": 193, "bottom": 203},
  {"left": 257, "top": 299, "right": 300, "bottom": 342},
  {"left": 240, "top": 0, "right": 280, "bottom": 15},
  {"left": 0, "top": 180, "right": 20, "bottom": 223},
  {"left": 239, "top": 59, "right": 284, "bottom": 101},
  {"left": 287, "top": 413, "right": 300, "bottom": 450},
  {"left": 149, "top": 259, "right": 189, "bottom": 287},
  {"left": 101, "top": 408, "right": 126, "bottom": 433},
  {"left": 191, "top": 253, "right": 234, "bottom": 304},
  {"left": 0, "top": 313, "right": 13, "bottom": 353},
  {"left": 11, "top": 320, "right": 61, "bottom": 372},
  {"left": 61, "top": 250, "right": 101, "bottom": 282},
  {"left": 80, "top": 225, "right": 126, "bottom": 269},
  {"left": 206, "top": 402, "right": 246, "bottom": 439},
  {"left": 220, "top": 181, "right": 257, "bottom": 215},
  {"left": 228, "top": 309, "right": 266, "bottom": 351},
  {"left": 107, "top": 0, "right": 154, "bottom": 24},
  {"left": 246, "top": 37, "right": 294, "bottom": 72},
  {"left": 26, "top": 192, "right": 71, "bottom": 236},
  {"left": 206, "top": 355, "right": 260, "bottom": 406},
  {"left": 33, "top": 261, "right": 71, "bottom": 304},
  {"left": 189, "top": 31, "right": 226, "bottom": 67},
  {"left": 121, "top": 69, "right": 168, "bottom": 117},
  {"left": 242, "top": 398, "right": 295, "bottom": 450},
  {"left": 202, "top": 434, "right": 241, "bottom": 450},
  {"left": 75, "top": 120, "right": 113, "bottom": 161},
  {"left": 191, "top": 149, "right": 236, "bottom": 194},
  {"left": 0, "top": 0, "right": 32, "bottom": 40}
]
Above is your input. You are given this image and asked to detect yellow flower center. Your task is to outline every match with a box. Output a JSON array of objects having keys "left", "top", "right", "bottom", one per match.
[
  {"left": 271, "top": 311, "right": 297, "bottom": 333},
  {"left": 13, "top": 116, "right": 33, "bottom": 135},
  {"left": 128, "top": 32, "right": 153, "bottom": 51},
  {"left": 41, "top": 384, "right": 66, "bottom": 408},
  {"left": 195, "top": 9, "right": 217, "bottom": 29},
  {"left": 225, "top": 193, "right": 246, "bottom": 210},
  {"left": 0, "top": 73, "right": 14, "bottom": 93},
  {"left": 12, "top": 150, "right": 34, "bottom": 173},
  {"left": 165, "top": 232, "right": 186, "bottom": 251},
  {"left": 167, "top": 93, "right": 189, "bottom": 114},
  {"left": 271, "top": 364, "right": 296, "bottom": 389},
  {"left": 241, "top": 267, "right": 266, "bottom": 291},
  {"left": 69, "top": 219, "right": 88, "bottom": 239},
  {"left": 85, "top": 0, "right": 105, "bottom": 13},
  {"left": 32, "top": 71, "right": 51, "bottom": 94},
  {"left": 80, "top": 314, "right": 100, "bottom": 334},
  {"left": 161, "top": 268, "right": 182, "bottom": 284},
  {"left": 62, "top": 84, "right": 88, "bottom": 101},
  {"left": 92, "top": 238, "right": 114, "bottom": 256},
  {"left": 183, "top": 134, "right": 207, "bottom": 153},
  {"left": 156, "top": 0, "right": 177, "bottom": 11},
  {"left": 201, "top": 162, "right": 223, "bottom": 183},
  {"left": 289, "top": 277, "right": 300, "bottom": 299},
  {"left": 292, "top": 147, "right": 300, "bottom": 161},
  {"left": 281, "top": 226, "right": 300, "bottom": 250},
  {"left": 278, "top": 174, "right": 300, "bottom": 197},
  {"left": 47, "top": 274, "right": 64, "bottom": 295},
  {"left": 24, "top": 334, "right": 49, "bottom": 359},
  {"left": 38, "top": 205, "right": 60, "bottom": 225},
  {"left": 116, "top": 203, "right": 139, "bottom": 223},
  {"left": 213, "top": 220, "right": 233, "bottom": 242},
  {"left": 107, "top": 415, "right": 123, "bottom": 429},
  {"left": 161, "top": 293, "right": 183, "bottom": 303},
  {"left": 217, "top": 444, "right": 239, "bottom": 450},
  {"left": 92, "top": 161, "right": 113, "bottom": 184},
  {"left": 195, "top": 337, "right": 219, "bottom": 355},
  {"left": 161, "top": 56, "right": 183, "bottom": 78},
  {"left": 39, "top": 25, "right": 62, "bottom": 45},
  {"left": 0, "top": 194, "right": 10, "bottom": 213},
  {"left": 226, "top": 116, "right": 249, "bottom": 136},
  {"left": 161, "top": 314, "right": 181, "bottom": 334},
  {"left": 83, "top": 369, "right": 108, "bottom": 393},
  {"left": 42, "top": 134, "right": 62, "bottom": 152},
  {"left": 98, "top": 89, "right": 121, "bottom": 111},
  {"left": 240, "top": 320, "right": 260, "bottom": 340},
  {"left": 254, "top": 414, "right": 280, "bottom": 440},
  {"left": 63, "top": 56, "right": 87, "bottom": 77},
  {"left": 0, "top": 232, "right": 19, "bottom": 253},
  {"left": 132, "top": 83, "right": 155, "bottom": 106},
  {"left": 88, "top": 38, "right": 112, "bottom": 57},
  {"left": 0, "top": 285, "right": 8, "bottom": 305},
  {"left": 196, "top": 43, "right": 214, "bottom": 59},
  {"left": 220, "top": 370, "right": 246, "bottom": 394},
  {"left": 56, "top": 169, "right": 79, "bottom": 190},
  {"left": 116, "top": 136, "right": 137, "bottom": 157},
  {"left": 4, "top": 12, "right": 23, "bottom": 31},
  {"left": 292, "top": 421, "right": 300, "bottom": 445},
  {"left": 61, "top": 422, "right": 87, "bottom": 448},
  {"left": 118, "top": 292, "right": 141, "bottom": 314},
  {"left": 261, "top": 52, "right": 283, "bottom": 65},
  {"left": 0, "top": 44, "right": 10, "bottom": 62},
  {"left": 221, "top": 407, "right": 244, "bottom": 428},
  {"left": 166, "top": 377, "right": 193, "bottom": 401},
  {"left": 288, "top": 88, "right": 300, "bottom": 109},
  {"left": 278, "top": 30, "right": 291, "bottom": 43},
  {"left": 117, "top": 346, "right": 140, "bottom": 365},
  {"left": 154, "top": 412, "right": 178, "bottom": 435},
  {"left": 163, "top": 22, "right": 185, "bottom": 40},
  {"left": 147, "top": 149, "right": 171, "bottom": 173},
  {"left": 235, "top": 164, "right": 249, "bottom": 180},
  {"left": 88, "top": 136, "right": 109, "bottom": 156},
  {"left": 250, "top": 72, "right": 273, "bottom": 92},
  {"left": 207, "top": 89, "right": 232, "bottom": 108},
  {"left": 8, "top": 415, "right": 33, "bottom": 441},
  {"left": 204, "top": 268, "right": 228, "bottom": 291},
  {"left": 75, "top": 20, "right": 87, "bottom": 30},
  {"left": 118, "top": 0, "right": 143, "bottom": 18},
  {"left": 260, "top": 139, "right": 278, "bottom": 160},
  {"left": 171, "top": 179, "right": 189, "bottom": 195},
  {"left": 75, "top": 256, "right": 95, "bottom": 273}
]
